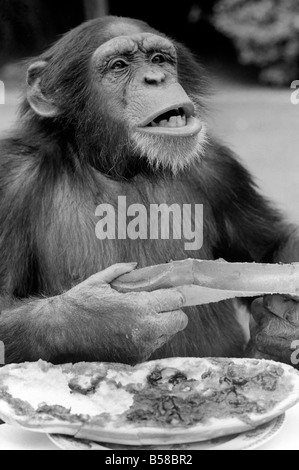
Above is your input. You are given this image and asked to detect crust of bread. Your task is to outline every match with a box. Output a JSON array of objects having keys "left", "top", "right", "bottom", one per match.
[
  {"left": 112, "top": 259, "right": 299, "bottom": 306},
  {"left": 0, "top": 398, "right": 82, "bottom": 436}
]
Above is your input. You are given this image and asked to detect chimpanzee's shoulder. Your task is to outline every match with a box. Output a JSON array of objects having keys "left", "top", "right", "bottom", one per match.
[
  {"left": 0, "top": 134, "right": 38, "bottom": 161},
  {"left": 0, "top": 134, "right": 42, "bottom": 192}
]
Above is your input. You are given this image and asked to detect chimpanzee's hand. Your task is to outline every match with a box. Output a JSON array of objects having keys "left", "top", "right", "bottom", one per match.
[
  {"left": 250, "top": 295, "right": 299, "bottom": 366},
  {"left": 62, "top": 263, "right": 188, "bottom": 364}
]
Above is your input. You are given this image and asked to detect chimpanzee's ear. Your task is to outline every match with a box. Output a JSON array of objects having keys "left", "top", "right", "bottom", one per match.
[{"left": 27, "top": 61, "right": 59, "bottom": 118}]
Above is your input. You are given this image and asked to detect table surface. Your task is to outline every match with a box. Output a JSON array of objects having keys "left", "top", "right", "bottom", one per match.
[{"left": 0, "top": 403, "right": 299, "bottom": 450}]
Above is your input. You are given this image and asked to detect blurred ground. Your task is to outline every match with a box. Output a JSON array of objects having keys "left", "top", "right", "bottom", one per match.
[
  {"left": 0, "top": 82, "right": 299, "bottom": 224},
  {"left": 212, "top": 83, "right": 299, "bottom": 224}
]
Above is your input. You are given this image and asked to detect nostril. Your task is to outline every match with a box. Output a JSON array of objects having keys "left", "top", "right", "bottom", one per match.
[
  {"left": 144, "top": 72, "right": 166, "bottom": 85},
  {"left": 144, "top": 77, "right": 156, "bottom": 85}
]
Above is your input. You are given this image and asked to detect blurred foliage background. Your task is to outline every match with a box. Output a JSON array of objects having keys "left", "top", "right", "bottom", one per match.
[
  {"left": 1, "top": 0, "right": 299, "bottom": 86},
  {"left": 214, "top": 0, "right": 299, "bottom": 86}
]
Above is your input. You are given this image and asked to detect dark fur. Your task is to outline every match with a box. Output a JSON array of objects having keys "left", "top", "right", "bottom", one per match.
[{"left": 0, "top": 17, "right": 297, "bottom": 364}]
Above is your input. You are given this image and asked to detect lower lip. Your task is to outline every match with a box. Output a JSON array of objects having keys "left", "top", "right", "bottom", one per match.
[{"left": 137, "top": 116, "right": 203, "bottom": 137}]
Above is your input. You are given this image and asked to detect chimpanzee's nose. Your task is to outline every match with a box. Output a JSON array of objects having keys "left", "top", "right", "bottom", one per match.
[{"left": 144, "top": 70, "right": 166, "bottom": 85}]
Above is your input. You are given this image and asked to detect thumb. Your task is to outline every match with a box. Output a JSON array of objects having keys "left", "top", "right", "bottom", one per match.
[
  {"left": 263, "top": 295, "right": 298, "bottom": 319},
  {"left": 251, "top": 298, "right": 274, "bottom": 328}
]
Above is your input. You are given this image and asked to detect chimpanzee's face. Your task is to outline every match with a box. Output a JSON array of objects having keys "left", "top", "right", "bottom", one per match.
[
  {"left": 90, "top": 29, "right": 206, "bottom": 173},
  {"left": 26, "top": 20, "right": 207, "bottom": 175}
]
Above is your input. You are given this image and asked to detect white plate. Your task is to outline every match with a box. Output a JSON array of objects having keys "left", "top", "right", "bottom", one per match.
[{"left": 48, "top": 413, "right": 285, "bottom": 451}]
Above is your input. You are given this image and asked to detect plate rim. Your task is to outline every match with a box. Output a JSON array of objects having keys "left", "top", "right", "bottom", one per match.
[{"left": 48, "top": 413, "right": 285, "bottom": 451}]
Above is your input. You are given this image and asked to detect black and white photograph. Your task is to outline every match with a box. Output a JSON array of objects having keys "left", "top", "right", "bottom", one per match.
[{"left": 0, "top": 0, "right": 299, "bottom": 452}]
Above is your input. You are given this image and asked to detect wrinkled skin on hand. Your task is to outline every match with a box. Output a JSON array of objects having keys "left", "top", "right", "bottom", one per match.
[
  {"left": 250, "top": 295, "right": 299, "bottom": 366},
  {"left": 62, "top": 263, "right": 189, "bottom": 364}
]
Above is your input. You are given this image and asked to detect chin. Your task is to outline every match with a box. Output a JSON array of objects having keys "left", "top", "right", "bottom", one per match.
[{"left": 132, "top": 123, "right": 207, "bottom": 175}]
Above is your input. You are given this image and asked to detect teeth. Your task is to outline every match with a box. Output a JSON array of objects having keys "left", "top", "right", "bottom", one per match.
[
  {"left": 168, "top": 116, "right": 178, "bottom": 128},
  {"left": 176, "top": 115, "right": 186, "bottom": 127},
  {"left": 150, "top": 114, "right": 187, "bottom": 128}
]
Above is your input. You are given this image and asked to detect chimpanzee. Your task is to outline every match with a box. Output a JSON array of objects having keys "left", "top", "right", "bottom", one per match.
[{"left": 0, "top": 16, "right": 298, "bottom": 365}]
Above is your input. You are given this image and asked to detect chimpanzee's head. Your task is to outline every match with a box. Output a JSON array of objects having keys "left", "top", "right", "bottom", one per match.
[{"left": 25, "top": 16, "right": 207, "bottom": 176}]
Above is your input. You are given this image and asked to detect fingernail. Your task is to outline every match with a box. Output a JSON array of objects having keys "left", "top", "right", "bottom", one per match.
[
  {"left": 129, "top": 262, "right": 138, "bottom": 266},
  {"left": 263, "top": 295, "right": 272, "bottom": 310},
  {"left": 177, "top": 289, "right": 186, "bottom": 306}
]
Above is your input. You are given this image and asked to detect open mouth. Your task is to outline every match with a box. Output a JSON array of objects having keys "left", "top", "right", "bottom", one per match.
[
  {"left": 149, "top": 107, "right": 189, "bottom": 129},
  {"left": 137, "top": 104, "right": 202, "bottom": 137}
]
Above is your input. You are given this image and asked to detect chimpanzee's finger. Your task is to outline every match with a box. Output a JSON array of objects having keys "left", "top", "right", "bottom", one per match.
[
  {"left": 153, "top": 309, "right": 189, "bottom": 335},
  {"left": 255, "top": 329, "right": 295, "bottom": 363},
  {"left": 146, "top": 288, "right": 186, "bottom": 313},
  {"left": 83, "top": 263, "right": 138, "bottom": 286},
  {"left": 263, "top": 294, "right": 298, "bottom": 320}
]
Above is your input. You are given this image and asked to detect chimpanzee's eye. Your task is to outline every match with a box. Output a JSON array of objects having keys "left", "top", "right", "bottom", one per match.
[
  {"left": 151, "top": 54, "right": 166, "bottom": 65},
  {"left": 110, "top": 59, "right": 129, "bottom": 70}
]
